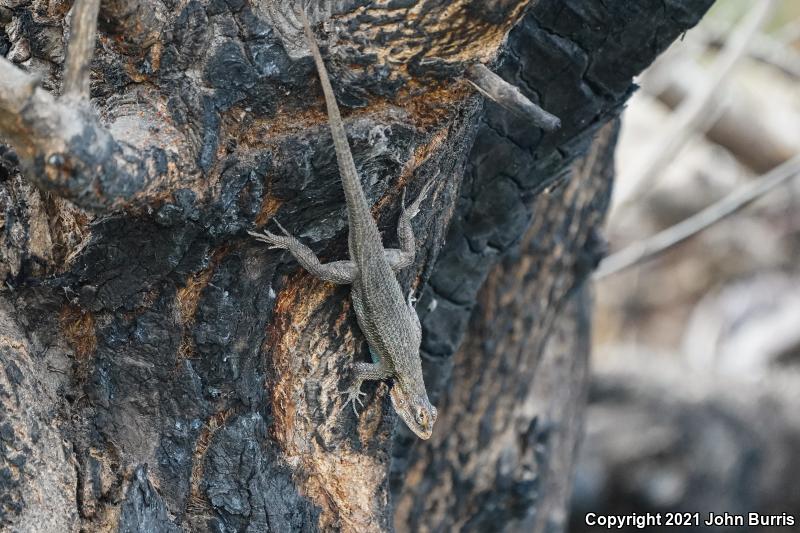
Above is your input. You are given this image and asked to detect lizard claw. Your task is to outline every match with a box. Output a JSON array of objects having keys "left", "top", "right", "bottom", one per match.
[
  {"left": 248, "top": 219, "right": 294, "bottom": 249},
  {"left": 272, "top": 218, "right": 292, "bottom": 237},
  {"left": 341, "top": 383, "right": 367, "bottom": 415},
  {"left": 248, "top": 229, "right": 283, "bottom": 247}
]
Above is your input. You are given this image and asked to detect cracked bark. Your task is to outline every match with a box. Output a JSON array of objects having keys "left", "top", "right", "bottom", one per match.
[{"left": 0, "top": 1, "right": 713, "bottom": 531}]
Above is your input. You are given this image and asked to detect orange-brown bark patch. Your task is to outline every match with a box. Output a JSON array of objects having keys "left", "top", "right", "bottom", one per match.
[
  {"left": 187, "top": 408, "right": 235, "bottom": 515},
  {"left": 264, "top": 272, "right": 391, "bottom": 531},
  {"left": 59, "top": 304, "right": 97, "bottom": 360},
  {"left": 176, "top": 265, "right": 217, "bottom": 326}
]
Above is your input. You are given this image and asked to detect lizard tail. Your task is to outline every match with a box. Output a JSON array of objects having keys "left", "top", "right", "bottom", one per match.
[{"left": 299, "top": 10, "right": 376, "bottom": 235}]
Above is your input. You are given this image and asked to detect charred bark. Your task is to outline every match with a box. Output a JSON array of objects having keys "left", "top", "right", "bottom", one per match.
[
  {"left": 393, "top": 121, "right": 618, "bottom": 533},
  {"left": 0, "top": 1, "right": 712, "bottom": 531}
]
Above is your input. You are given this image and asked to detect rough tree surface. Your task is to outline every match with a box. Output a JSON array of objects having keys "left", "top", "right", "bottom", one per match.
[{"left": 0, "top": 1, "right": 712, "bottom": 532}]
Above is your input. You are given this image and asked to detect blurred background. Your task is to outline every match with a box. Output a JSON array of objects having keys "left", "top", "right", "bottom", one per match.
[{"left": 571, "top": 0, "right": 800, "bottom": 530}]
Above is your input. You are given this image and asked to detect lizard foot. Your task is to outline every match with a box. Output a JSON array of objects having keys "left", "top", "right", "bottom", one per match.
[
  {"left": 247, "top": 219, "right": 293, "bottom": 250},
  {"left": 341, "top": 382, "right": 367, "bottom": 415}
]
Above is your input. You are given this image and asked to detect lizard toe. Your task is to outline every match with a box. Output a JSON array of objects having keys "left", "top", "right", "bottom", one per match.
[
  {"left": 341, "top": 384, "right": 367, "bottom": 416},
  {"left": 272, "top": 218, "right": 292, "bottom": 237}
]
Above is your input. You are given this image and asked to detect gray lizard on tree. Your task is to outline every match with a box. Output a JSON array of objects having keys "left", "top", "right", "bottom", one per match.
[{"left": 248, "top": 11, "right": 437, "bottom": 440}]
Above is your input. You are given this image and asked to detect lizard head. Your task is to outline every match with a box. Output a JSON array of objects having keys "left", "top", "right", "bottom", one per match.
[{"left": 390, "top": 383, "right": 437, "bottom": 440}]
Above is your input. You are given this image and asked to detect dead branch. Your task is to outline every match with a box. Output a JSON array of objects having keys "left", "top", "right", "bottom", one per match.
[
  {"left": 465, "top": 63, "right": 561, "bottom": 131},
  {"left": 697, "top": 19, "right": 800, "bottom": 80},
  {"left": 595, "top": 153, "right": 800, "bottom": 279},
  {"left": 0, "top": 57, "right": 187, "bottom": 211},
  {"left": 64, "top": 0, "right": 101, "bottom": 100},
  {"left": 640, "top": 54, "right": 797, "bottom": 174},
  {"left": 615, "top": 0, "right": 777, "bottom": 211}
]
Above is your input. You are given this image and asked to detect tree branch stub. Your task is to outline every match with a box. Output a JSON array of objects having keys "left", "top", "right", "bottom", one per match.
[{"left": 63, "top": 0, "right": 101, "bottom": 101}]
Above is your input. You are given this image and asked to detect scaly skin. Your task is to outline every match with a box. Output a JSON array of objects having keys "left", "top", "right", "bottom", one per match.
[{"left": 248, "top": 12, "right": 437, "bottom": 440}]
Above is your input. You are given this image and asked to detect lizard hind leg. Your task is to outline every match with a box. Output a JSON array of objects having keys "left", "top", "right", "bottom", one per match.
[{"left": 385, "top": 179, "right": 437, "bottom": 272}]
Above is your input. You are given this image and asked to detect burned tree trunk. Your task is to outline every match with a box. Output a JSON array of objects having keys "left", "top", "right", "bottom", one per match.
[
  {"left": 0, "top": 1, "right": 712, "bottom": 531},
  {"left": 393, "top": 120, "right": 618, "bottom": 532}
]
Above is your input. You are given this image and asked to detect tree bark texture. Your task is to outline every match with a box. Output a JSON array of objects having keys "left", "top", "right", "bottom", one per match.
[
  {"left": 0, "top": 1, "right": 713, "bottom": 531},
  {"left": 393, "top": 121, "right": 617, "bottom": 533}
]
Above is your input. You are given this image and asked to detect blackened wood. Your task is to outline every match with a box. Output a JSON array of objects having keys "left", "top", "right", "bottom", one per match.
[{"left": 0, "top": 1, "right": 713, "bottom": 531}]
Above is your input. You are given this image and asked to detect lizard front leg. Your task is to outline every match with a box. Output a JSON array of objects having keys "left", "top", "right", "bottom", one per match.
[
  {"left": 248, "top": 220, "right": 357, "bottom": 284},
  {"left": 342, "top": 359, "right": 393, "bottom": 415},
  {"left": 385, "top": 180, "right": 435, "bottom": 272}
]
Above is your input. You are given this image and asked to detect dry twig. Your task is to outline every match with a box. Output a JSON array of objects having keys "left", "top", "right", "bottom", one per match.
[
  {"left": 465, "top": 63, "right": 561, "bottom": 131},
  {"left": 0, "top": 5, "right": 188, "bottom": 211},
  {"left": 63, "top": 0, "right": 101, "bottom": 100},
  {"left": 614, "top": 1, "right": 777, "bottom": 211},
  {"left": 639, "top": 54, "right": 797, "bottom": 174},
  {"left": 595, "top": 153, "right": 800, "bottom": 279},
  {"left": 697, "top": 19, "right": 800, "bottom": 80}
]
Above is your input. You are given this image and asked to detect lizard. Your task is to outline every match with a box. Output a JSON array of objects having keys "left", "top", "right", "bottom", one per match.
[{"left": 248, "top": 11, "right": 438, "bottom": 440}]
